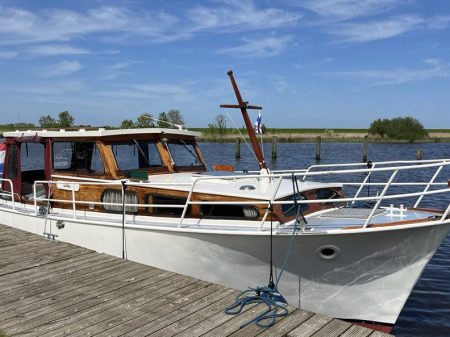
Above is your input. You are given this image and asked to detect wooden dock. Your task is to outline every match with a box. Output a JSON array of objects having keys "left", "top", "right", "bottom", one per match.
[{"left": 0, "top": 224, "right": 393, "bottom": 337}]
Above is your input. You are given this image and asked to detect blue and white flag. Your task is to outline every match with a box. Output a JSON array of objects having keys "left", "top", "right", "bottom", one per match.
[{"left": 255, "top": 111, "right": 262, "bottom": 134}]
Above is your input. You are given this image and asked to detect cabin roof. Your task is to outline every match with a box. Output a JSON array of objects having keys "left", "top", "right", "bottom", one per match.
[{"left": 3, "top": 127, "right": 201, "bottom": 139}]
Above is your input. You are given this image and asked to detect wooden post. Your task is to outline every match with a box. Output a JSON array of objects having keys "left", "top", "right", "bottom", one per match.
[
  {"left": 315, "top": 136, "right": 321, "bottom": 161},
  {"left": 363, "top": 135, "right": 369, "bottom": 162},
  {"left": 235, "top": 138, "right": 240, "bottom": 159},
  {"left": 271, "top": 136, "right": 278, "bottom": 159},
  {"left": 416, "top": 149, "right": 424, "bottom": 160}
]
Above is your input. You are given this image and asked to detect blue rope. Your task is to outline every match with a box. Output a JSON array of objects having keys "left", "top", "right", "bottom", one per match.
[
  {"left": 224, "top": 286, "right": 288, "bottom": 328},
  {"left": 224, "top": 174, "right": 306, "bottom": 328}
]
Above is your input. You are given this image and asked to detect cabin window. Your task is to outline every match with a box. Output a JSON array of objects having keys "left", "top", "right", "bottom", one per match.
[
  {"left": 201, "top": 205, "right": 259, "bottom": 220},
  {"left": 20, "top": 143, "right": 45, "bottom": 197},
  {"left": 6, "top": 145, "right": 18, "bottom": 179},
  {"left": 316, "top": 189, "right": 339, "bottom": 205},
  {"left": 112, "top": 141, "right": 163, "bottom": 170},
  {"left": 101, "top": 189, "right": 138, "bottom": 213},
  {"left": 147, "top": 194, "right": 190, "bottom": 216},
  {"left": 282, "top": 193, "right": 308, "bottom": 217},
  {"left": 53, "top": 142, "right": 104, "bottom": 174},
  {"left": 166, "top": 140, "right": 201, "bottom": 167}
]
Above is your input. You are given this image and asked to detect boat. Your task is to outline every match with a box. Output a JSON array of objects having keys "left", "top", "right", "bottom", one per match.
[{"left": 0, "top": 71, "right": 449, "bottom": 333}]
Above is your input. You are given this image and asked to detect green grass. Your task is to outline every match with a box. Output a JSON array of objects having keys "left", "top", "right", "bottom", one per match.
[{"left": 0, "top": 330, "right": 6, "bottom": 337}]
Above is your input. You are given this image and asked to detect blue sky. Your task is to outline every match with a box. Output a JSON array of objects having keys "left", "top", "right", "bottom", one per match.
[{"left": 0, "top": 0, "right": 449, "bottom": 128}]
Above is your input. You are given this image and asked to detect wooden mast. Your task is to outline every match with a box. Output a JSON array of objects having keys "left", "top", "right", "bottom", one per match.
[{"left": 220, "top": 70, "right": 267, "bottom": 170}]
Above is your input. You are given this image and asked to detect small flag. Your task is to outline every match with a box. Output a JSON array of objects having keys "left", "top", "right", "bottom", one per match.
[{"left": 255, "top": 111, "right": 262, "bottom": 134}]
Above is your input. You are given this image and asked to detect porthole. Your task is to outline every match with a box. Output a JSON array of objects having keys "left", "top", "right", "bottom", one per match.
[{"left": 316, "top": 245, "right": 340, "bottom": 261}]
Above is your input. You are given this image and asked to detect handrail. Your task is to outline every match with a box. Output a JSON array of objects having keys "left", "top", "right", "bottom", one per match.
[
  {"left": 0, "top": 178, "right": 15, "bottom": 210},
  {"left": 8, "top": 157, "right": 447, "bottom": 231},
  {"left": 363, "top": 169, "right": 398, "bottom": 228},
  {"left": 351, "top": 163, "right": 376, "bottom": 205},
  {"left": 414, "top": 162, "right": 447, "bottom": 208}
]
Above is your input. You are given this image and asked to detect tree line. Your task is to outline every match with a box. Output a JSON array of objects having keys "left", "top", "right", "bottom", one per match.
[
  {"left": 368, "top": 116, "right": 428, "bottom": 142},
  {"left": 120, "top": 110, "right": 184, "bottom": 129}
]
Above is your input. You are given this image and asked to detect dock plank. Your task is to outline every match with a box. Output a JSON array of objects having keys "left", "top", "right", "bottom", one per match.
[{"left": 0, "top": 224, "right": 394, "bottom": 337}]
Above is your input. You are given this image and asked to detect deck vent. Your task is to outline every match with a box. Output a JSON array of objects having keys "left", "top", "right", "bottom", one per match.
[{"left": 240, "top": 185, "right": 256, "bottom": 191}]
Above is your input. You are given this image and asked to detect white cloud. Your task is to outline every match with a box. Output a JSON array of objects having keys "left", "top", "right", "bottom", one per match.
[
  {"left": 7, "top": 79, "right": 85, "bottom": 95},
  {"left": 28, "top": 44, "right": 90, "bottom": 56},
  {"left": 329, "top": 15, "right": 424, "bottom": 43},
  {"left": 101, "top": 61, "right": 141, "bottom": 80},
  {"left": 98, "top": 83, "right": 189, "bottom": 99},
  {"left": 428, "top": 15, "right": 450, "bottom": 30},
  {"left": 0, "top": 50, "right": 17, "bottom": 58},
  {"left": 37, "top": 60, "right": 83, "bottom": 78},
  {"left": 291, "top": 0, "right": 405, "bottom": 21},
  {"left": 0, "top": 2, "right": 301, "bottom": 46},
  {"left": 218, "top": 36, "right": 294, "bottom": 58},
  {"left": 188, "top": 0, "right": 301, "bottom": 32},
  {"left": 0, "top": 5, "right": 179, "bottom": 45},
  {"left": 326, "top": 59, "right": 450, "bottom": 85}
]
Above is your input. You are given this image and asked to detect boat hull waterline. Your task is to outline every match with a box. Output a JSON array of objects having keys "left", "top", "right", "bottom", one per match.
[{"left": 1, "top": 203, "right": 448, "bottom": 326}]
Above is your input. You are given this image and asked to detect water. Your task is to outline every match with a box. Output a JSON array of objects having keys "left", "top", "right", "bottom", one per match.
[
  {"left": 3, "top": 139, "right": 449, "bottom": 335},
  {"left": 200, "top": 141, "right": 450, "bottom": 337}
]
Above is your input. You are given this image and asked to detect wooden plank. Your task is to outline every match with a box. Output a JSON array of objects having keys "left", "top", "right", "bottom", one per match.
[
  {"left": 0, "top": 246, "right": 92, "bottom": 277},
  {"left": 287, "top": 314, "right": 333, "bottom": 337},
  {"left": 310, "top": 319, "right": 352, "bottom": 337},
  {"left": 0, "top": 257, "right": 126, "bottom": 309},
  {"left": 0, "top": 253, "right": 114, "bottom": 296},
  {"left": 97, "top": 287, "right": 234, "bottom": 337},
  {"left": 369, "top": 331, "right": 395, "bottom": 337},
  {"left": 0, "top": 252, "right": 98, "bottom": 288},
  {"left": 150, "top": 291, "right": 241, "bottom": 337},
  {"left": 257, "top": 309, "right": 315, "bottom": 337},
  {"left": 341, "top": 325, "right": 374, "bottom": 337},
  {"left": 64, "top": 280, "right": 212, "bottom": 337},
  {"left": 2, "top": 263, "right": 156, "bottom": 335},
  {"left": 200, "top": 303, "right": 264, "bottom": 337},
  {"left": 25, "top": 272, "right": 179, "bottom": 337}
]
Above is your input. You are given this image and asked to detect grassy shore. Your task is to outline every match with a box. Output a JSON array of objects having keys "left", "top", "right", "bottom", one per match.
[{"left": 192, "top": 128, "right": 450, "bottom": 143}]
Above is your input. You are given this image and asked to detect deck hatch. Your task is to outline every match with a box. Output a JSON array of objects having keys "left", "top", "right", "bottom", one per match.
[{"left": 320, "top": 208, "right": 385, "bottom": 219}]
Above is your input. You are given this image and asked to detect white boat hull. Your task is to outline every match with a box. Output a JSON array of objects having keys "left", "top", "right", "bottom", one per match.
[{"left": 0, "top": 204, "right": 449, "bottom": 326}]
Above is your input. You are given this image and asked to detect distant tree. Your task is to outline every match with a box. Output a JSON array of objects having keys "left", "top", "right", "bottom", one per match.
[
  {"left": 120, "top": 119, "right": 135, "bottom": 129},
  {"left": 368, "top": 116, "right": 428, "bottom": 142},
  {"left": 386, "top": 116, "right": 428, "bottom": 142},
  {"left": 368, "top": 118, "right": 390, "bottom": 138},
  {"left": 135, "top": 113, "right": 155, "bottom": 128},
  {"left": 157, "top": 112, "right": 170, "bottom": 128},
  {"left": 167, "top": 109, "right": 185, "bottom": 128},
  {"left": 39, "top": 115, "right": 57, "bottom": 128},
  {"left": 208, "top": 114, "right": 227, "bottom": 135},
  {"left": 57, "top": 111, "right": 75, "bottom": 128}
]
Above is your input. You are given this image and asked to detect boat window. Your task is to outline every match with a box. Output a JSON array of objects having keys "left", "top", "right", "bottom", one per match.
[
  {"left": 53, "top": 142, "right": 104, "bottom": 174},
  {"left": 282, "top": 193, "right": 308, "bottom": 217},
  {"left": 20, "top": 143, "right": 44, "bottom": 171},
  {"left": 101, "top": 189, "right": 138, "bottom": 213},
  {"left": 316, "top": 189, "right": 339, "bottom": 205},
  {"left": 6, "top": 145, "right": 18, "bottom": 179},
  {"left": 112, "top": 141, "right": 163, "bottom": 170},
  {"left": 166, "top": 141, "right": 201, "bottom": 167},
  {"left": 201, "top": 205, "right": 258, "bottom": 220},
  {"left": 147, "top": 194, "right": 190, "bottom": 216}
]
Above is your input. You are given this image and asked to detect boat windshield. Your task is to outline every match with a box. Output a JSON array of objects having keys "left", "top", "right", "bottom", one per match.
[
  {"left": 112, "top": 141, "right": 163, "bottom": 170},
  {"left": 167, "top": 140, "right": 201, "bottom": 167}
]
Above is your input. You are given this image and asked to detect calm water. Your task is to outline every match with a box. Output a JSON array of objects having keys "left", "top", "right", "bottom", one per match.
[
  {"left": 200, "top": 141, "right": 450, "bottom": 337},
  {"left": 2, "top": 140, "right": 449, "bottom": 336}
]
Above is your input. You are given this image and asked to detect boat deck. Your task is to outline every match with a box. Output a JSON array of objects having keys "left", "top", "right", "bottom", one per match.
[{"left": 0, "top": 223, "right": 393, "bottom": 337}]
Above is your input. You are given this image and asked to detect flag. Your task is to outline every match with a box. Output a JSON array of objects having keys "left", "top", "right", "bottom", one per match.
[{"left": 255, "top": 111, "right": 262, "bottom": 134}]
